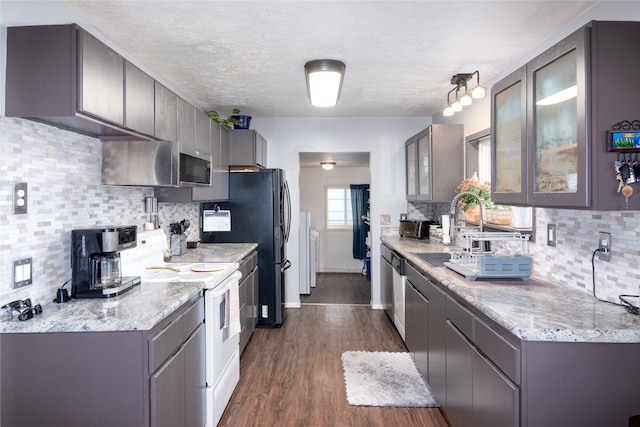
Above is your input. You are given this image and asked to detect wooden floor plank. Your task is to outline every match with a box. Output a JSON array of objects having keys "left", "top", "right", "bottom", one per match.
[
  {"left": 219, "top": 305, "right": 450, "bottom": 427},
  {"left": 301, "top": 273, "right": 371, "bottom": 305}
]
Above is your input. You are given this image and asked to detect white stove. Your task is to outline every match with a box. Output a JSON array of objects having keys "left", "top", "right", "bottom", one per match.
[{"left": 122, "top": 229, "right": 241, "bottom": 427}]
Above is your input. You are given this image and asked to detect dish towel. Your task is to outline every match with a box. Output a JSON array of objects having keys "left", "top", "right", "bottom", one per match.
[{"left": 227, "top": 273, "right": 241, "bottom": 337}]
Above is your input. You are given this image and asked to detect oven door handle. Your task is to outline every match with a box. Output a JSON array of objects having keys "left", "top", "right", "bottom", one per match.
[{"left": 211, "top": 271, "right": 241, "bottom": 297}]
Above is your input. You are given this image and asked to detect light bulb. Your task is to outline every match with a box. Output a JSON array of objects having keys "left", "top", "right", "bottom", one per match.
[
  {"left": 471, "top": 84, "right": 487, "bottom": 99},
  {"left": 460, "top": 92, "right": 473, "bottom": 106},
  {"left": 451, "top": 99, "right": 462, "bottom": 112},
  {"left": 443, "top": 106, "right": 454, "bottom": 116}
]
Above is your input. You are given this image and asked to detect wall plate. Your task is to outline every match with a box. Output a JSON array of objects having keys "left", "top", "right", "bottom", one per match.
[{"left": 547, "top": 224, "right": 556, "bottom": 247}]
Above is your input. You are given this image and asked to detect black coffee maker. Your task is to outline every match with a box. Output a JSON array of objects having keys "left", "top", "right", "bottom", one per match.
[{"left": 71, "top": 226, "right": 140, "bottom": 298}]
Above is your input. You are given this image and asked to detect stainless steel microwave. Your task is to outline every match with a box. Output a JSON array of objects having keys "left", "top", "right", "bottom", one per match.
[{"left": 102, "top": 140, "right": 211, "bottom": 187}]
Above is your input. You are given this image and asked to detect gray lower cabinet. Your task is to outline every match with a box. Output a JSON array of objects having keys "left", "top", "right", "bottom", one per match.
[
  {"left": 0, "top": 295, "right": 205, "bottom": 427},
  {"left": 404, "top": 279, "right": 429, "bottom": 379},
  {"left": 424, "top": 276, "right": 447, "bottom": 402},
  {"left": 445, "top": 295, "right": 519, "bottom": 427},
  {"left": 472, "top": 346, "right": 519, "bottom": 427},
  {"left": 404, "top": 256, "right": 640, "bottom": 427},
  {"left": 150, "top": 323, "right": 205, "bottom": 427},
  {"left": 445, "top": 321, "right": 474, "bottom": 427},
  {"left": 229, "top": 129, "right": 267, "bottom": 168},
  {"left": 239, "top": 250, "right": 259, "bottom": 354}
]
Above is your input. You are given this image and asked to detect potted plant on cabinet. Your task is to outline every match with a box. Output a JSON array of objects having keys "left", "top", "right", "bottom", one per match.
[
  {"left": 455, "top": 173, "right": 491, "bottom": 222},
  {"left": 206, "top": 108, "right": 252, "bottom": 130}
]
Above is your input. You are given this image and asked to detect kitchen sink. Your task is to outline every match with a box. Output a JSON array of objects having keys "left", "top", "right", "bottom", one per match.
[{"left": 414, "top": 252, "right": 453, "bottom": 268}]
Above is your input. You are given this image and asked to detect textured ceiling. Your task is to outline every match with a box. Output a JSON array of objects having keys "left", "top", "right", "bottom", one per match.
[{"left": 54, "top": 1, "right": 595, "bottom": 118}]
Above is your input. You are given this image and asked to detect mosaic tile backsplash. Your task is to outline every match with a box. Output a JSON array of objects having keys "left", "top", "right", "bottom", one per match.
[
  {"left": 411, "top": 202, "right": 640, "bottom": 304},
  {"left": 0, "top": 117, "right": 201, "bottom": 305}
]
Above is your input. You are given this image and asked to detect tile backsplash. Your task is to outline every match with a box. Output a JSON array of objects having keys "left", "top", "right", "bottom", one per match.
[
  {"left": 0, "top": 117, "right": 200, "bottom": 305},
  {"left": 411, "top": 201, "right": 640, "bottom": 305}
]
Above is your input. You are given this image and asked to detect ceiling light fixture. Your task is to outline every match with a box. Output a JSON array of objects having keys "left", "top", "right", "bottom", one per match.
[
  {"left": 321, "top": 161, "right": 336, "bottom": 171},
  {"left": 304, "top": 60, "right": 346, "bottom": 107},
  {"left": 442, "top": 71, "right": 487, "bottom": 117}
]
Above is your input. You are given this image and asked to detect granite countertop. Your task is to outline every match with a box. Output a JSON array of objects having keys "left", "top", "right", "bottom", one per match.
[
  {"left": 0, "top": 243, "right": 257, "bottom": 334},
  {"left": 381, "top": 236, "right": 640, "bottom": 343}
]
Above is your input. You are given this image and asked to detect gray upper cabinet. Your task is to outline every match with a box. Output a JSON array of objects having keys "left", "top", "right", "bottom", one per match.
[
  {"left": 191, "top": 122, "right": 230, "bottom": 202},
  {"left": 5, "top": 24, "right": 138, "bottom": 138},
  {"left": 78, "top": 30, "right": 124, "bottom": 126},
  {"left": 195, "top": 110, "right": 212, "bottom": 156},
  {"left": 406, "top": 124, "right": 464, "bottom": 202},
  {"left": 491, "top": 21, "right": 640, "bottom": 210},
  {"left": 154, "top": 82, "right": 178, "bottom": 141},
  {"left": 177, "top": 97, "right": 196, "bottom": 148},
  {"left": 124, "top": 61, "right": 155, "bottom": 137},
  {"left": 229, "top": 129, "right": 267, "bottom": 168}
]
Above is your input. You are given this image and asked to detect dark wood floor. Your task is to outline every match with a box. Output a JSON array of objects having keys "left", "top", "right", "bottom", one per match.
[
  {"left": 300, "top": 273, "right": 371, "bottom": 305},
  {"left": 219, "top": 305, "right": 450, "bottom": 427}
]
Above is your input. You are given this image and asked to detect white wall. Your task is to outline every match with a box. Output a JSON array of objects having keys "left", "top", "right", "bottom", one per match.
[
  {"left": 300, "top": 166, "right": 370, "bottom": 273},
  {"left": 252, "top": 117, "right": 430, "bottom": 308}
]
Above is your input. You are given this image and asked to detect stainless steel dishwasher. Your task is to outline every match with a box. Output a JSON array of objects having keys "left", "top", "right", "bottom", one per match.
[{"left": 380, "top": 245, "right": 394, "bottom": 320}]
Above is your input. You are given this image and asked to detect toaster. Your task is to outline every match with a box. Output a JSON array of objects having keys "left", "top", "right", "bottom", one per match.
[{"left": 399, "top": 219, "right": 434, "bottom": 239}]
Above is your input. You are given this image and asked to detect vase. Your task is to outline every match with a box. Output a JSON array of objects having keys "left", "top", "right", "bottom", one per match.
[
  {"left": 232, "top": 115, "right": 252, "bottom": 129},
  {"left": 465, "top": 205, "right": 480, "bottom": 222}
]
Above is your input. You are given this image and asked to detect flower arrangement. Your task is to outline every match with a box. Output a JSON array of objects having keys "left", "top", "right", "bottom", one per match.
[{"left": 456, "top": 173, "right": 491, "bottom": 212}]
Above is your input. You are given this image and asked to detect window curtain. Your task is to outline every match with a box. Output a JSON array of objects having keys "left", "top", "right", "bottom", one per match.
[{"left": 350, "top": 184, "right": 370, "bottom": 260}]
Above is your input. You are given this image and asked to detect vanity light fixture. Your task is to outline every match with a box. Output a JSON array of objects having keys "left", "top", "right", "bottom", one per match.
[
  {"left": 442, "top": 71, "right": 487, "bottom": 117},
  {"left": 321, "top": 161, "right": 336, "bottom": 171},
  {"left": 305, "top": 60, "right": 346, "bottom": 107}
]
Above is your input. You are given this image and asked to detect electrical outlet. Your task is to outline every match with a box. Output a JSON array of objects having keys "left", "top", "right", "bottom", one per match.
[
  {"left": 13, "top": 182, "right": 28, "bottom": 214},
  {"left": 547, "top": 224, "right": 556, "bottom": 247},
  {"left": 598, "top": 232, "right": 611, "bottom": 261},
  {"left": 14, "top": 258, "right": 33, "bottom": 288}
]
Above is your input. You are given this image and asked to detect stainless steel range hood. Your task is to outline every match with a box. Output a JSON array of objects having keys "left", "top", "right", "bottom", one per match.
[
  {"left": 102, "top": 140, "right": 177, "bottom": 187},
  {"left": 102, "top": 140, "right": 212, "bottom": 187}
]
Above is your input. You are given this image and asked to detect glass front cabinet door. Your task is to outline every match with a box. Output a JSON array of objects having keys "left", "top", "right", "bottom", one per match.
[
  {"left": 417, "top": 132, "right": 432, "bottom": 200},
  {"left": 406, "top": 139, "right": 417, "bottom": 201},
  {"left": 527, "top": 27, "right": 589, "bottom": 208},
  {"left": 492, "top": 66, "right": 527, "bottom": 205}
]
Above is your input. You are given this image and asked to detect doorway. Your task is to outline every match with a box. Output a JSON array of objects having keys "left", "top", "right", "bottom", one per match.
[{"left": 298, "top": 152, "right": 371, "bottom": 305}]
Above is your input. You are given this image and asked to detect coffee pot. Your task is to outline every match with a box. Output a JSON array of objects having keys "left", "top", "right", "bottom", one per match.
[{"left": 90, "top": 252, "right": 121, "bottom": 288}]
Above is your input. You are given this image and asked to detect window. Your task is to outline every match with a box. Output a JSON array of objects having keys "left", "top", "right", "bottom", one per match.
[
  {"left": 477, "top": 134, "right": 491, "bottom": 184},
  {"left": 326, "top": 187, "right": 352, "bottom": 229}
]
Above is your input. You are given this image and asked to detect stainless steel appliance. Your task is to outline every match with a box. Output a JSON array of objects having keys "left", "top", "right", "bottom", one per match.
[
  {"left": 399, "top": 219, "right": 434, "bottom": 239},
  {"left": 201, "top": 168, "right": 292, "bottom": 326},
  {"left": 71, "top": 226, "right": 140, "bottom": 298},
  {"left": 102, "top": 140, "right": 211, "bottom": 187}
]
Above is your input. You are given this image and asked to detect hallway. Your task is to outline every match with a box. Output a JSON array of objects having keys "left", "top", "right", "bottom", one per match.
[
  {"left": 219, "top": 304, "right": 450, "bottom": 426},
  {"left": 300, "top": 272, "right": 371, "bottom": 306}
]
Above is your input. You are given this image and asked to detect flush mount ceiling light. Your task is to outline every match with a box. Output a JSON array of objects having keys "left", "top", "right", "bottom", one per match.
[
  {"left": 305, "top": 60, "right": 346, "bottom": 107},
  {"left": 321, "top": 161, "right": 336, "bottom": 171},
  {"left": 442, "top": 71, "right": 487, "bottom": 117}
]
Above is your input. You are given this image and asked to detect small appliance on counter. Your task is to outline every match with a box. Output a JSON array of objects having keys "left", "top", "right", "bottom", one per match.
[
  {"left": 169, "top": 219, "right": 190, "bottom": 256},
  {"left": 71, "top": 226, "right": 140, "bottom": 298},
  {"left": 399, "top": 219, "right": 435, "bottom": 239}
]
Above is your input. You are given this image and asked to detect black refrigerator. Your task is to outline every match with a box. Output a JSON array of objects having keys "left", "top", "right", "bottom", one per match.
[{"left": 200, "top": 169, "right": 291, "bottom": 326}]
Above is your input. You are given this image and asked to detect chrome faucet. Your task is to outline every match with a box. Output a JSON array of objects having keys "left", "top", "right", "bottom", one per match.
[{"left": 449, "top": 191, "right": 484, "bottom": 245}]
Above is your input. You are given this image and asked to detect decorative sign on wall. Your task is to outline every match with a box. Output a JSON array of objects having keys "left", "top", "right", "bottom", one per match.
[{"left": 607, "top": 120, "right": 640, "bottom": 152}]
